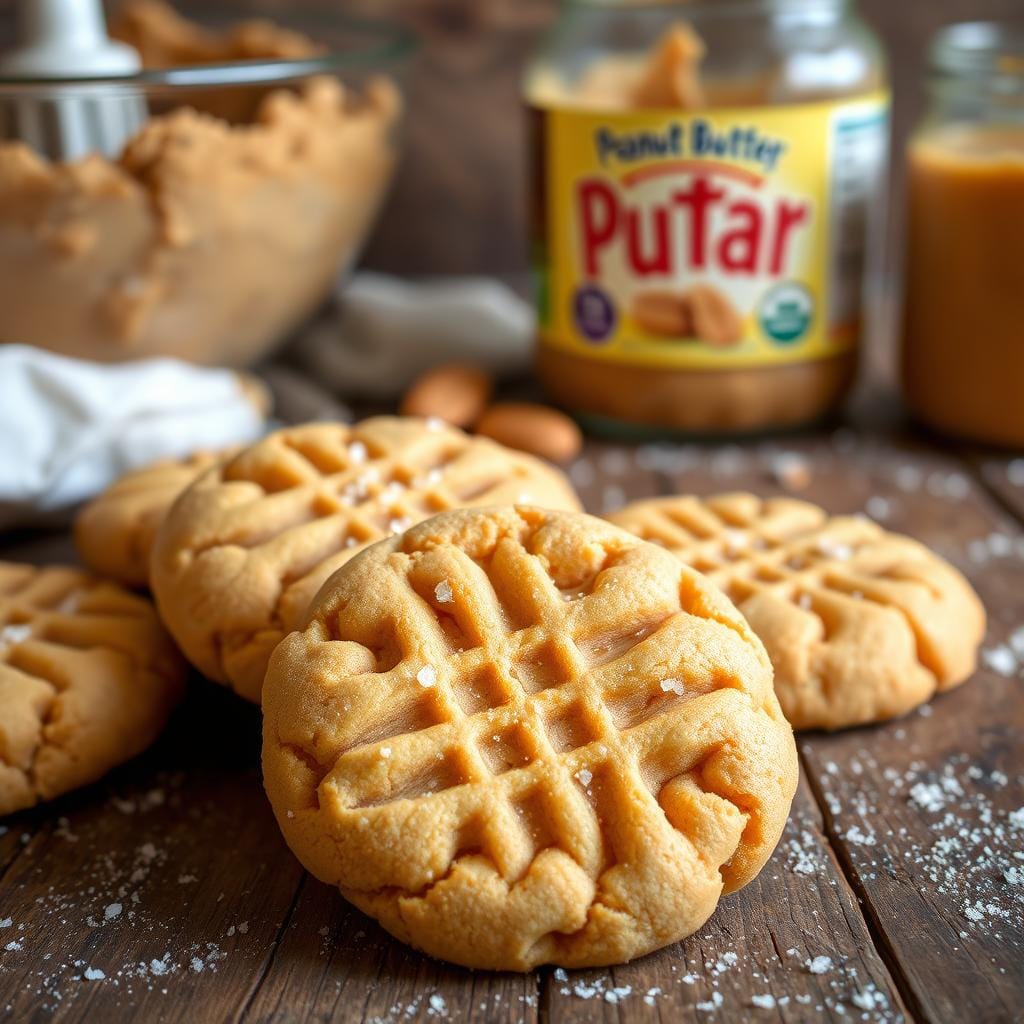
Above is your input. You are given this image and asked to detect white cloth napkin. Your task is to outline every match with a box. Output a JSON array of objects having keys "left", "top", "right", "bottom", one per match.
[
  {"left": 294, "top": 273, "right": 534, "bottom": 399},
  {"left": 0, "top": 345, "right": 266, "bottom": 529}
]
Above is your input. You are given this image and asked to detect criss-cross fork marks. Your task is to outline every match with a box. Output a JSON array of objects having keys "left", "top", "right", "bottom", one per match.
[
  {"left": 0, "top": 564, "right": 166, "bottom": 678},
  {"left": 0, "top": 564, "right": 183, "bottom": 810},
  {"left": 607, "top": 495, "right": 994, "bottom": 703},
  {"left": 160, "top": 421, "right": 579, "bottom": 697},
  {"left": 318, "top": 531, "right": 747, "bottom": 883},
  {"left": 181, "top": 423, "right": 574, "bottom": 668},
  {"left": 612, "top": 495, "right": 937, "bottom": 621},
  {"left": 218, "top": 423, "right": 547, "bottom": 556}
]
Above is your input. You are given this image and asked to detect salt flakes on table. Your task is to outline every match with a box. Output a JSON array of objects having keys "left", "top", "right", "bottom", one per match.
[
  {"left": 982, "top": 643, "right": 1021, "bottom": 678},
  {"left": 809, "top": 744, "right": 1024, "bottom": 947},
  {"left": 771, "top": 452, "right": 811, "bottom": 491},
  {"left": 806, "top": 955, "right": 834, "bottom": 975},
  {"left": 865, "top": 495, "right": 892, "bottom": 521},
  {"left": 696, "top": 991, "right": 725, "bottom": 1011}
]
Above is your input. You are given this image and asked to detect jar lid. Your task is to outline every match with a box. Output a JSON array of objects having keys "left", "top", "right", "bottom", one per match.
[{"left": 931, "top": 21, "right": 1024, "bottom": 89}]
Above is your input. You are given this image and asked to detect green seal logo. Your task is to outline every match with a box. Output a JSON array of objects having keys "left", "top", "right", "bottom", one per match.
[{"left": 759, "top": 284, "right": 814, "bottom": 345}]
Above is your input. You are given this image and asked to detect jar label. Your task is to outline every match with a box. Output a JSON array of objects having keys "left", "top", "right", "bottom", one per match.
[{"left": 532, "top": 92, "right": 890, "bottom": 370}]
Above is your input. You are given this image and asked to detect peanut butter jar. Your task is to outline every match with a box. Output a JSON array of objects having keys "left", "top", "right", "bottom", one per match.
[
  {"left": 525, "top": 0, "right": 890, "bottom": 437},
  {"left": 903, "top": 22, "right": 1024, "bottom": 448}
]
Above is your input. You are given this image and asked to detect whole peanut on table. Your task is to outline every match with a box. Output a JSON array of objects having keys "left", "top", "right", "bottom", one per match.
[
  {"left": 475, "top": 402, "right": 583, "bottom": 464},
  {"left": 400, "top": 363, "right": 493, "bottom": 430}
]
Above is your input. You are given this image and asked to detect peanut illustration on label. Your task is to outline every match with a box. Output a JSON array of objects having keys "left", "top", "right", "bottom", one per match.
[{"left": 633, "top": 284, "right": 744, "bottom": 347}]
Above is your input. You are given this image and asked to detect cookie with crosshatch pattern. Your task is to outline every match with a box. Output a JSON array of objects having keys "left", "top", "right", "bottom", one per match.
[
  {"left": 151, "top": 418, "right": 581, "bottom": 703},
  {"left": 262, "top": 506, "right": 797, "bottom": 969},
  {"left": 606, "top": 493, "right": 986, "bottom": 731},
  {"left": 75, "top": 449, "right": 231, "bottom": 588},
  {"left": 0, "top": 563, "right": 184, "bottom": 817}
]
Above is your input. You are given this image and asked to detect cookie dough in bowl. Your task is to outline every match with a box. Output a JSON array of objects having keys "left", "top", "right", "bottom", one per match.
[{"left": 0, "top": 0, "right": 409, "bottom": 366}]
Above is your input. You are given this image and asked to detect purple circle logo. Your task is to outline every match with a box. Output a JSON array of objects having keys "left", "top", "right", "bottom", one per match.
[{"left": 573, "top": 284, "right": 616, "bottom": 343}]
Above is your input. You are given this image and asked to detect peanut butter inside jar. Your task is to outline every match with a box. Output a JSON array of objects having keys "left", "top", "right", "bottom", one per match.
[
  {"left": 902, "top": 23, "right": 1024, "bottom": 447},
  {"left": 526, "top": 2, "right": 889, "bottom": 437}
]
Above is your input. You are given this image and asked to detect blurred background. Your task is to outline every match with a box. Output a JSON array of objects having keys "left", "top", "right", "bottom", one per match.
[
  {"left": 0, "top": 0, "right": 1012, "bottom": 278},
  {"left": 0, "top": 0, "right": 1019, "bottom": 410},
  {"left": 94, "top": 0, "right": 1014, "bottom": 284}
]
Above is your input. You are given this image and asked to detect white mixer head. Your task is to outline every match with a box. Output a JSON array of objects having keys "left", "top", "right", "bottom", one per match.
[{"left": 0, "top": 0, "right": 145, "bottom": 161}]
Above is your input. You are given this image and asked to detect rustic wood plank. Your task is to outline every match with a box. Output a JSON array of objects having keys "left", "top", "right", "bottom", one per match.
[
  {"left": 963, "top": 450, "right": 1024, "bottom": 530},
  {"left": 635, "top": 423, "right": 1024, "bottom": 1023},
  {"left": 564, "top": 439, "right": 663, "bottom": 518},
  {"left": 544, "top": 778, "right": 907, "bottom": 1023},
  {"left": 0, "top": 815, "right": 33, "bottom": 879},
  {"left": 2, "top": 428, "right": 1020, "bottom": 1023},
  {"left": 801, "top": 682, "right": 1024, "bottom": 1024},
  {"left": 792, "top": 436, "right": 1024, "bottom": 1024},
  {"left": 0, "top": 685, "right": 305, "bottom": 1024},
  {"left": 240, "top": 882, "right": 541, "bottom": 1024}
]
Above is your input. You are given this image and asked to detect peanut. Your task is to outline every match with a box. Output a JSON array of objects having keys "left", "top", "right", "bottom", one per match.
[
  {"left": 475, "top": 402, "right": 583, "bottom": 464},
  {"left": 399, "top": 363, "right": 493, "bottom": 429},
  {"left": 684, "top": 283, "right": 744, "bottom": 347},
  {"left": 632, "top": 291, "right": 693, "bottom": 338}
]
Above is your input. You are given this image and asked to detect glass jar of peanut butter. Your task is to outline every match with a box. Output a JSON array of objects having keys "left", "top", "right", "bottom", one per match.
[
  {"left": 903, "top": 23, "right": 1024, "bottom": 448},
  {"left": 525, "top": 1, "right": 890, "bottom": 437}
]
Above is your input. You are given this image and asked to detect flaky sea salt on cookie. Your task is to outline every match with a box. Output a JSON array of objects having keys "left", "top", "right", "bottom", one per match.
[
  {"left": 151, "top": 418, "right": 582, "bottom": 703},
  {"left": 607, "top": 493, "right": 986, "bottom": 731},
  {"left": 0, "top": 563, "right": 185, "bottom": 817},
  {"left": 75, "top": 449, "right": 230, "bottom": 588},
  {"left": 262, "top": 507, "right": 797, "bottom": 970}
]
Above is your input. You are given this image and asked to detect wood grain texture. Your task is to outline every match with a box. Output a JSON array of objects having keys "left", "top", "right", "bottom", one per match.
[
  {"left": 543, "top": 779, "right": 907, "bottom": 1022},
  {"left": 0, "top": 688, "right": 305, "bottom": 1023},
  {"left": 2, "top": 410, "right": 1022, "bottom": 1022}
]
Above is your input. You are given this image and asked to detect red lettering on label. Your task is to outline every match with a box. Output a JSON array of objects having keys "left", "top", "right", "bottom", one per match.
[
  {"left": 627, "top": 207, "right": 670, "bottom": 274},
  {"left": 769, "top": 201, "right": 810, "bottom": 275},
  {"left": 575, "top": 171, "right": 811, "bottom": 279},
  {"left": 579, "top": 181, "right": 619, "bottom": 277},
  {"left": 672, "top": 177, "right": 726, "bottom": 270},
  {"left": 716, "top": 200, "right": 761, "bottom": 273}
]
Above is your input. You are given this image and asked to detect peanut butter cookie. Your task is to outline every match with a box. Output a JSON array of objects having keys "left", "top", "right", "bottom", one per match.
[
  {"left": 607, "top": 493, "right": 986, "bottom": 731},
  {"left": 0, "top": 563, "right": 184, "bottom": 817},
  {"left": 262, "top": 507, "right": 797, "bottom": 969},
  {"left": 151, "top": 418, "right": 582, "bottom": 703},
  {"left": 75, "top": 450, "right": 229, "bottom": 588}
]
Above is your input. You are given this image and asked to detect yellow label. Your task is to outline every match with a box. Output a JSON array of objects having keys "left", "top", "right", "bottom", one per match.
[{"left": 533, "top": 92, "right": 890, "bottom": 370}]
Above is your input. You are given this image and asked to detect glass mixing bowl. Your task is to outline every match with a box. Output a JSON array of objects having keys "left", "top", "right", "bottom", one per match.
[{"left": 0, "top": 4, "right": 414, "bottom": 367}]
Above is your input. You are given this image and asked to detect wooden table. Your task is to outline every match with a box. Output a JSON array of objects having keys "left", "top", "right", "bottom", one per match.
[{"left": 1, "top": 381, "right": 1022, "bottom": 1024}]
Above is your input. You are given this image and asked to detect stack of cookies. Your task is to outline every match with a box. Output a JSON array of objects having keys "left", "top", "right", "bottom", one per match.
[{"left": 0, "top": 414, "right": 985, "bottom": 972}]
